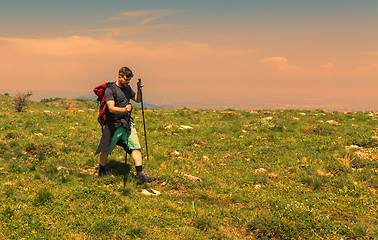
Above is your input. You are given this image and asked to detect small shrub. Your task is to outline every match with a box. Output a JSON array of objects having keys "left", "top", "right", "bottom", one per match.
[
  {"left": 4, "top": 185, "right": 14, "bottom": 198},
  {"left": 118, "top": 187, "right": 132, "bottom": 196},
  {"left": 5, "top": 133, "right": 17, "bottom": 139},
  {"left": 14, "top": 91, "right": 33, "bottom": 112},
  {"left": 8, "top": 162, "right": 22, "bottom": 173},
  {"left": 33, "top": 188, "right": 53, "bottom": 206},
  {"left": 0, "top": 142, "right": 8, "bottom": 155},
  {"left": 1, "top": 206, "right": 14, "bottom": 221},
  {"left": 121, "top": 205, "right": 131, "bottom": 213},
  {"left": 349, "top": 221, "right": 373, "bottom": 239},
  {"left": 352, "top": 138, "right": 378, "bottom": 148},
  {"left": 58, "top": 168, "right": 71, "bottom": 183},
  {"left": 247, "top": 211, "right": 296, "bottom": 239},
  {"left": 252, "top": 173, "right": 269, "bottom": 185},
  {"left": 269, "top": 124, "right": 286, "bottom": 132},
  {"left": 45, "top": 164, "right": 58, "bottom": 179},
  {"left": 34, "top": 173, "right": 41, "bottom": 180},
  {"left": 194, "top": 218, "right": 209, "bottom": 231},
  {"left": 91, "top": 219, "right": 115, "bottom": 235},
  {"left": 126, "top": 227, "right": 145, "bottom": 238},
  {"left": 193, "top": 216, "right": 213, "bottom": 231},
  {"left": 40, "top": 97, "right": 62, "bottom": 103},
  {"left": 304, "top": 125, "right": 334, "bottom": 136},
  {"left": 300, "top": 174, "right": 324, "bottom": 190}
]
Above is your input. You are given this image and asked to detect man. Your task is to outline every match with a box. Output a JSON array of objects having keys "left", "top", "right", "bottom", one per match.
[{"left": 95, "top": 66, "right": 156, "bottom": 184}]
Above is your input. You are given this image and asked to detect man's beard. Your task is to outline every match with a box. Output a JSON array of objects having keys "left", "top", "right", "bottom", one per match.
[{"left": 120, "top": 82, "right": 128, "bottom": 88}]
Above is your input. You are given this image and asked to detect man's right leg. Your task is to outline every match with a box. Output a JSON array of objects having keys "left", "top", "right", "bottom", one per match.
[
  {"left": 99, "top": 128, "right": 124, "bottom": 176},
  {"left": 99, "top": 152, "right": 108, "bottom": 176}
]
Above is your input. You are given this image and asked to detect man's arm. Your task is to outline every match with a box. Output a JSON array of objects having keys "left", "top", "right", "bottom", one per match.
[
  {"left": 107, "top": 100, "right": 131, "bottom": 114},
  {"left": 132, "top": 80, "right": 144, "bottom": 103}
]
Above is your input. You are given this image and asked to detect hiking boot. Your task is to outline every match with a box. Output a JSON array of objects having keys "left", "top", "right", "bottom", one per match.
[
  {"left": 99, "top": 170, "right": 114, "bottom": 177},
  {"left": 137, "top": 171, "right": 156, "bottom": 184},
  {"left": 99, "top": 168, "right": 107, "bottom": 177}
]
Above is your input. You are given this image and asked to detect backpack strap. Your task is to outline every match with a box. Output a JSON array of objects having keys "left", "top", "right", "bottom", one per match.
[
  {"left": 106, "top": 82, "right": 117, "bottom": 100},
  {"left": 103, "top": 82, "right": 117, "bottom": 111}
]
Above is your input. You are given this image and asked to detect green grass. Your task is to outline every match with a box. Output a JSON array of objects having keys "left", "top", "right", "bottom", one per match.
[{"left": 0, "top": 94, "right": 377, "bottom": 239}]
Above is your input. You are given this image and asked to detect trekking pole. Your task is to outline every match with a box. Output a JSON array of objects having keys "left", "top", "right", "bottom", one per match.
[
  {"left": 124, "top": 146, "right": 128, "bottom": 186},
  {"left": 138, "top": 79, "right": 149, "bottom": 161}
]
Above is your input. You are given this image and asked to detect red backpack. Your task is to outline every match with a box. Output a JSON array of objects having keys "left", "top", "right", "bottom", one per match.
[{"left": 93, "top": 82, "right": 116, "bottom": 125}]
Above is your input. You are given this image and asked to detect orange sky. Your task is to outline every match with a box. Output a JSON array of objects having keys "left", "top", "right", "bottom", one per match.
[{"left": 1, "top": 1, "right": 378, "bottom": 110}]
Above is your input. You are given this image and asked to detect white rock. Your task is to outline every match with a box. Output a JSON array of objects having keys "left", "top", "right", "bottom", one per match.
[
  {"left": 254, "top": 168, "right": 267, "bottom": 173},
  {"left": 184, "top": 174, "right": 202, "bottom": 182},
  {"left": 141, "top": 189, "right": 161, "bottom": 197},
  {"left": 262, "top": 117, "right": 273, "bottom": 121},
  {"left": 346, "top": 145, "right": 360, "bottom": 149},
  {"left": 179, "top": 125, "right": 193, "bottom": 129},
  {"left": 326, "top": 120, "right": 340, "bottom": 125},
  {"left": 171, "top": 151, "right": 180, "bottom": 156}
]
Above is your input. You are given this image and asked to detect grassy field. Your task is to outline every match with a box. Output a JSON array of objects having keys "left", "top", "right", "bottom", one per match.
[{"left": 0, "top": 94, "right": 377, "bottom": 239}]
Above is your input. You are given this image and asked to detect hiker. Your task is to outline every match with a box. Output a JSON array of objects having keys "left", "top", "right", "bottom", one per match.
[{"left": 95, "top": 66, "right": 156, "bottom": 184}]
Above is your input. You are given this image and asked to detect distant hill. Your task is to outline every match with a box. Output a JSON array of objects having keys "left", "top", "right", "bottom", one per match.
[
  {"left": 77, "top": 96, "right": 175, "bottom": 110},
  {"left": 132, "top": 102, "right": 175, "bottom": 110}
]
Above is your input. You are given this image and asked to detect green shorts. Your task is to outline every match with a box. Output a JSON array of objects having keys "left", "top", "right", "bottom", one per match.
[{"left": 104, "top": 123, "right": 141, "bottom": 154}]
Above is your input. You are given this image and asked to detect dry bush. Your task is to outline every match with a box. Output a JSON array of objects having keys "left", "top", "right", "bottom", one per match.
[{"left": 14, "top": 92, "right": 33, "bottom": 112}]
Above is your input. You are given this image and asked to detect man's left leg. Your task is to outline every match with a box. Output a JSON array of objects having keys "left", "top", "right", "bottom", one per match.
[
  {"left": 131, "top": 149, "right": 143, "bottom": 167},
  {"left": 130, "top": 149, "right": 156, "bottom": 184},
  {"left": 120, "top": 123, "right": 156, "bottom": 184}
]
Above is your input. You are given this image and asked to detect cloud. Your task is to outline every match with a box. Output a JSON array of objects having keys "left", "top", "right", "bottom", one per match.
[
  {"left": 316, "top": 62, "right": 335, "bottom": 70},
  {"left": 257, "top": 56, "right": 376, "bottom": 79},
  {"left": 364, "top": 52, "right": 378, "bottom": 56},
  {"left": 258, "top": 57, "right": 300, "bottom": 72},
  {"left": 139, "top": 16, "right": 162, "bottom": 25},
  {"left": 313, "top": 62, "right": 336, "bottom": 75},
  {"left": 354, "top": 63, "right": 378, "bottom": 75},
  {"left": 257, "top": 57, "right": 343, "bottom": 79},
  {"left": 106, "top": 9, "right": 181, "bottom": 25},
  {"left": 63, "top": 23, "right": 182, "bottom": 38},
  {"left": 0, "top": 36, "right": 256, "bottom": 99}
]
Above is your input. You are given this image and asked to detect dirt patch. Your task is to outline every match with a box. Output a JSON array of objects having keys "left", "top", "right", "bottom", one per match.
[{"left": 47, "top": 98, "right": 79, "bottom": 109}]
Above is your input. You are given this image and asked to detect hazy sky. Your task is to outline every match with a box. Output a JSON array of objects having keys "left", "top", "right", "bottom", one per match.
[{"left": 1, "top": 0, "right": 377, "bottom": 109}]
